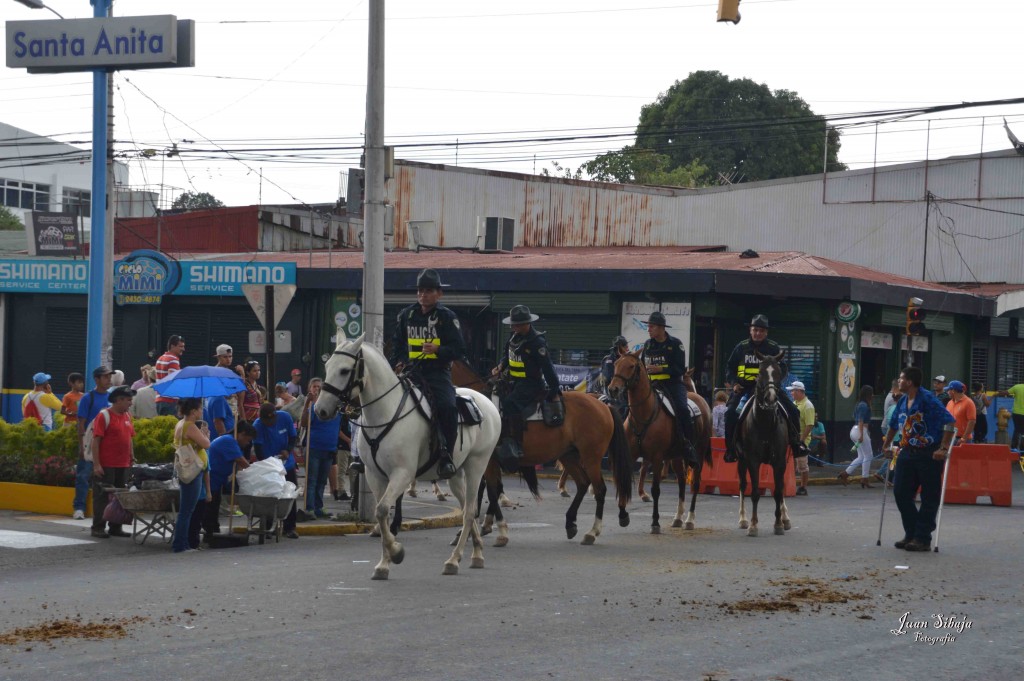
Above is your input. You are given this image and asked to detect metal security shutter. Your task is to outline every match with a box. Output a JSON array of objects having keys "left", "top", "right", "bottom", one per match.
[
  {"left": 771, "top": 323, "right": 825, "bottom": 405},
  {"left": 500, "top": 314, "right": 620, "bottom": 365},
  {"left": 996, "top": 345, "right": 1024, "bottom": 388},
  {"left": 971, "top": 342, "right": 990, "bottom": 387},
  {"left": 45, "top": 307, "right": 87, "bottom": 385},
  {"left": 210, "top": 306, "right": 263, "bottom": 362},
  {"left": 162, "top": 307, "right": 211, "bottom": 367},
  {"left": 491, "top": 293, "right": 613, "bottom": 316}
]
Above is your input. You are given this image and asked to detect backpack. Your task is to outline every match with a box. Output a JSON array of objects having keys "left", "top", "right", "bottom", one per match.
[
  {"left": 23, "top": 393, "right": 42, "bottom": 422},
  {"left": 82, "top": 408, "right": 111, "bottom": 463}
]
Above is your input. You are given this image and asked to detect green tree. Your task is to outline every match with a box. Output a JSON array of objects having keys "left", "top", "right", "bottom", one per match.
[
  {"left": 583, "top": 147, "right": 707, "bottom": 187},
  {"left": 606, "top": 70, "right": 845, "bottom": 185},
  {"left": 0, "top": 205, "right": 24, "bottom": 231},
  {"left": 171, "top": 191, "right": 225, "bottom": 211}
]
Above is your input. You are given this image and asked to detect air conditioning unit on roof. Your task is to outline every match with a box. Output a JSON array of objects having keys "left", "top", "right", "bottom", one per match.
[{"left": 477, "top": 216, "right": 515, "bottom": 253}]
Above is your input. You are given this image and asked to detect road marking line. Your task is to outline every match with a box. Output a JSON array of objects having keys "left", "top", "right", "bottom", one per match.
[{"left": 0, "top": 530, "right": 93, "bottom": 549}]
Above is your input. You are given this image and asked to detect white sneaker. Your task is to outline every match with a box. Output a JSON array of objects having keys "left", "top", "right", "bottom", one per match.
[{"left": 72, "top": 510, "right": 85, "bottom": 520}]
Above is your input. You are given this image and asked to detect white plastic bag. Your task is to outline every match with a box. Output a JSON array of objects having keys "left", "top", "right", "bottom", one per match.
[{"left": 237, "top": 457, "right": 287, "bottom": 497}]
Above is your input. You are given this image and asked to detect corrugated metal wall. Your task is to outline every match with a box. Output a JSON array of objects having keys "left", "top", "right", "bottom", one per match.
[{"left": 385, "top": 154, "right": 1024, "bottom": 284}]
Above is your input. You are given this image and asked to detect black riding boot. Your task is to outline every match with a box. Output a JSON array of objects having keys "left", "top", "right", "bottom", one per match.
[
  {"left": 349, "top": 455, "right": 366, "bottom": 474},
  {"left": 787, "top": 420, "right": 810, "bottom": 459},
  {"left": 436, "top": 428, "right": 457, "bottom": 480},
  {"left": 678, "top": 409, "right": 699, "bottom": 465},
  {"left": 496, "top": 414, "right": 524, "bottom": 474},
  {"left": 724, "top": 404, "right": 739, "bottom": 463}
]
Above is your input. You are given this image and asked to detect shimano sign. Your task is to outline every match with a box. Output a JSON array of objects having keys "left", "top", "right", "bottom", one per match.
[{"left": 5, "top": 16, "right": 195, "bottom": 73}]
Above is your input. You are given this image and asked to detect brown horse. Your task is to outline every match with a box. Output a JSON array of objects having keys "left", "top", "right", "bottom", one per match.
[
  {"left": 452, "top": 360, "right": 633, "bottom": 545},
  {"left": 607, "top": 352, "right": 712, "bottom": 534}
]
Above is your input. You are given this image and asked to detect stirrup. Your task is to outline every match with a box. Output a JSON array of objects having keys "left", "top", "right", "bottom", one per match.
[
  {"left": 349, "top": 458, "right": 366, "bottom": 474},
  {"left": 436, "top": 455, "right": 457, "bottom": 480}
]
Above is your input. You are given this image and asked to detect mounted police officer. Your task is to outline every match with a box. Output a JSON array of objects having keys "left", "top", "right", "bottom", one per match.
[
  {"left": 491, "top": 305, "right": 561, "bottom": 471},
  {"left": 600, "top": 336, "right": 629, "bottom": 395},
  {"left": 383, "top": 268, "right": 464, "bottom": 480},
  {"left": 723, "top": 314, "right": 809, "bottom": 463},
  {"left": 640, "top": 311, "right": 698, "bottom": 465}
]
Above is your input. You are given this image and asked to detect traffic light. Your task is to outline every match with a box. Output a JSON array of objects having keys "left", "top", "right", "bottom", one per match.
[
  {"left": 717, "top": 0, "right": 741, "bottom": 24},
  {"left": 906, "top": 297, "right": 927, "bottom": 336}
]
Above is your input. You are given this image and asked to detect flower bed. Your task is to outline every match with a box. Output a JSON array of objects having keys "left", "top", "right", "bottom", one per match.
[{"left": 0, "top": 416, "right": 177, "bottom": 487}]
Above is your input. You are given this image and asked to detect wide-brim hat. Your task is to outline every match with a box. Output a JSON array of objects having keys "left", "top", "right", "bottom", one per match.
[
  {"left": 413, "top": 268, "right": 450, "bottom": 290},
  {"left": 750, "top": 314, "right": 770, "bottom": 329},
  {"left": 502, "top": 305, "right": 540, "bottom": 325},
  {"left": 647, "top": 311, "right": 671, "bottom": 328}
]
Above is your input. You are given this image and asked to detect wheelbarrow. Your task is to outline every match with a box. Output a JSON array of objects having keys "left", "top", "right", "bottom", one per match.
[
  {"left": 233, "top": 494, "right": 296, "bottom": 545},
  {"left": 113, "top": 489, "right": 178, "bottom": 545}
]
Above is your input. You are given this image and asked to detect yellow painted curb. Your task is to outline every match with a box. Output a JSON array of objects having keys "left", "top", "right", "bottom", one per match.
[
  {"left": 222, "top": 511, "right": 463, "bottom": 537},
  {"left": 0, "top": 481, "right": 92, "bottom": 516}
]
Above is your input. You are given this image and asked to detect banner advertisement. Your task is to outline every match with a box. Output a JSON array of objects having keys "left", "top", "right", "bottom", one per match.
[
  {"left": 621, "top": 300, "right": 692, "bottom": 360},
  {"left": 27, "top": 212, "right": 80, "bottom": 256}
]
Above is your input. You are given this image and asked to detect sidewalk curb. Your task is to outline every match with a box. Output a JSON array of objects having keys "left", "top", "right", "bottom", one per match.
[{"left": 291, "top": 509, "right": 463, "bottom": 537}]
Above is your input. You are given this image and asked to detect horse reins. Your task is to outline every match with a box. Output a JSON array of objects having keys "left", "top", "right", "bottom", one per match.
[{"left": 612, "top": 357, "right": 661, "bottom": 452}]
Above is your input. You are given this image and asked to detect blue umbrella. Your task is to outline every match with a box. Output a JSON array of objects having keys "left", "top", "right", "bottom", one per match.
[{"left": 153, "top": 365, "right": 246, "bottom": 399}]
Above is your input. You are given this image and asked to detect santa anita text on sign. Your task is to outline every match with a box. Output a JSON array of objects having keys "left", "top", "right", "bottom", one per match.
[{"left": 5, "top": 16, "right": 191, "bottom": 71}]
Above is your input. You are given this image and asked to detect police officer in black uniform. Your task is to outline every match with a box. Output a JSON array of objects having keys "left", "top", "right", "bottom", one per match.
[
  {"left": 385, "top": 268, "right": 465, "bottom": 480},
  {"left": 491, "top": 305, "right": 562, "bottom": 470},
  {"left": 600, "top": 336, "right": 629, "bottom": 394},
  {"left": 640, "top": 311, "right": 698, "bottom": 465},
  {"left": 723, "top": 314, "right": 809, "bottom": 463}
]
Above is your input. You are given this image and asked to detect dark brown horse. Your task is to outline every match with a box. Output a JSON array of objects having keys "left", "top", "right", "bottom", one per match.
[
  {"left": 607, "top": 352, "right": 713, "bottom": 534},
  {"left": 452, "top": 360, "right": 633, "bottom": 545}
]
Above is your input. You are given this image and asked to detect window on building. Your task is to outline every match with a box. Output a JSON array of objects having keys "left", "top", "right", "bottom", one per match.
[
  {"left": 996, "top": 347, "right": 1024, "bottom": 389},
  {"left": 0, "top": 178, "right": 50, "bottom": 211},
  {"left": 62, "top": 188, "right": 91, "bottom": 218}
]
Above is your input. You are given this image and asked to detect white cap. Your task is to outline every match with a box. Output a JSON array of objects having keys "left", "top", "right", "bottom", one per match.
[
  {"left": 789, "top": 381, "right": 806, "bottom": 391},
  {"left": 111, "top": 370, "right": 124, "bottom": 387},
  {"left": 215, "top": 344, "right": 233, "bottom": 357},
  {"left": 934, "top": 375, "right": 946, "bottom": 382}
]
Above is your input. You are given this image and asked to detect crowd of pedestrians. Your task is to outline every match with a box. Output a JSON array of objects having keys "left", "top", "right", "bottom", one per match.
[{"left": 20, "top": 334, "right": 353, "bottom": 552}]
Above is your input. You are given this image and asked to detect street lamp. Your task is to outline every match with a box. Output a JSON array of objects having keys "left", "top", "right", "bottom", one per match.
[{"left": 13, "top": 0, "right": 65, "bottom": 19}]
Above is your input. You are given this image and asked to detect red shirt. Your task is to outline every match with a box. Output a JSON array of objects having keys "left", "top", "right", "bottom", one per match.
[
  {"left": 155, "top": 352, "right": 181, "bottom": 404},
  {"left": 93, "top": 410, "right": 135, "bottom": 467}
]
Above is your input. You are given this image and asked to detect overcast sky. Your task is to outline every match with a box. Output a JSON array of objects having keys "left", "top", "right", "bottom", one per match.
[{"left": 3, "top": 0, "right": 1023, "bottom": 208}]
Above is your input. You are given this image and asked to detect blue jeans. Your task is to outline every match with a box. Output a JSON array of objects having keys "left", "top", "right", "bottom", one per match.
[
  {"left": 74, "top": 458, "right": 93, "bottom": 512},
  {"left": 893, "top": 447, "right": 945, "bottom": 544},
  {"left": 306, "top": 449, "right": 335, "bottom": 514},
  {"left": 173, "top": 474, "right": 204, "bottom": 552}
]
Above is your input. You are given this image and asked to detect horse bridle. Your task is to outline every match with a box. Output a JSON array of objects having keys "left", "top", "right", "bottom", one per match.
[
  {"left": 320, "top": 348, "right": 365, "bottom": 406},
  {"left": 611, "top": 357, "right": 643, "bottom": 392}
]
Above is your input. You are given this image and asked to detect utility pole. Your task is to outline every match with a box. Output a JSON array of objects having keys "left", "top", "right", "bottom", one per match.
[
  {"left": 102, "top": 69, "right": 115, "bottom": 369},
  {"left": 85, "top": 0, "right": 111, "bottom": 387},
  {"left": 357, "top": 0, "right": 386, "bottom": 523},
  {"left": 362, "top": 0, "right": 385, "bottom": 352}
]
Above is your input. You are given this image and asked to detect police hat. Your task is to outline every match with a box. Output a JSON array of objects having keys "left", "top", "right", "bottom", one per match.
[
  {"left": 750, "top": 314, "right": 770, "bottom": 329},
  {"left": 613, "top": 335, "right": 628, "bottom": 347},
  {"left": 647, "top": 311, "right": 671, "bottom": 328},
  {"left": 414, "top": 268, "right": 450, "bottom": 290},
  {"left": 502, "top": 305, "right": 540, "bottom": 325}
]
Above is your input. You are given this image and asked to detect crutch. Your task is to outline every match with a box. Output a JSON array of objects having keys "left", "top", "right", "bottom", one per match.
[
  {"left": 933, "top": 428, "right": 958, "bottom": 553},
  {"left": 301, "top": 401, "right": 312, "bottom": 515},
  {"left": 876, "top": 446, "right": 897, "bottom": 546}
]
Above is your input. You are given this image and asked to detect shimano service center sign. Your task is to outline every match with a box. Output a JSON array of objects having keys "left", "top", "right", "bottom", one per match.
[{"left": 6, "top": 16, "right": 192, "bottom": 72}]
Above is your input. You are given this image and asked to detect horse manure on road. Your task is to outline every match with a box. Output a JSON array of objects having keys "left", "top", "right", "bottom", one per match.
[
  {"left": 720, "top": 578, "right": 868, "bottom": 616},
  {"left": 0, "top": 616, "right": 147, "bottom": 647}
]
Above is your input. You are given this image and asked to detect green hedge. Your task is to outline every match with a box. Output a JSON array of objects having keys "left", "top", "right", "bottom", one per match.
[{"left": 0, "top": 416, "right": 178, "bottom": 487}]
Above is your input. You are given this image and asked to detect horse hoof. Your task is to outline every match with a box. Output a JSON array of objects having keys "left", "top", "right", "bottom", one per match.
[
  {"left": 775, "top": 526, "right": 785, "bottom": 536},
  {"left": 566, "top": 525, "right": 578, "bottom": 540},
  {"left": 747, "top": 527, "right": 758, "bottom": 537},
  {"left": 560, "top": 490, "right": 570, "bottom": 498},
  {"left": 470, "top": 557, "right": 485, "bottom": 569},
  {"left": 442, "top": 563, "right": 458, "bottom": 576},
  {"left": 671, "top": 519, "right": 683, "bottom": 528},
  {"left": 619, "top": 514, "right": 630, "bottom": 528},
  {"left": 371, "top": 569, "right": 389, "bottom": 580},
  {"left": 739, "top": 520, "right": 749, "bottom": 530},
  {"left": 408, "top": 490, "right": 418, "bottom": 498},
  {"left": 370, "top": 527, "right": 381, "bottom": 538},
  {"left": 436, "top": 494, "right": 447, "bottom": 501},
  {"left": 480, "top": 526, "right": 492, "bottom": 536},
  {"left": 392, "top": 545, "right": 406, "bottom": 564},
  {"left": 640, "top": 493, "right": 652, "bottom": 503},
  {"left": 684, "top": 521, "right": 695, "bottom": 531},
  {"left": 783, "top": 520, "right": 792, "bottom": 531},
  {"left": 494, "top": 536, "right": 509, "bottom": 548},
  {"left": 449, "top": 536, "right": 459, "bottom": 547},
  {"left": 581, "top": 534, "right": 596, "bottom": 546},
  {"left": 498, "top": 494, "right": 512, "bottom": 508},
  {"left": 650, "top": 526, "right": 661, "bottom": 535}
]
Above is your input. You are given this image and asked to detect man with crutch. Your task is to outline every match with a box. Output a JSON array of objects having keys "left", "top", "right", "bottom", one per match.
[{"left": 878, "top": 367, "right": 956, "bottom": 552}]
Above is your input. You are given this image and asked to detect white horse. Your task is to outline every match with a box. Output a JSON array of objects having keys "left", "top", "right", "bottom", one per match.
[{"left": 314, "top": 336, "right": 501, "bottom": 580}]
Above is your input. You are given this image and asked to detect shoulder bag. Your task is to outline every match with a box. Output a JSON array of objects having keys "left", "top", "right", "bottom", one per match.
[{"left": 174, "top": 429, "right": 204, "bottom": 484}]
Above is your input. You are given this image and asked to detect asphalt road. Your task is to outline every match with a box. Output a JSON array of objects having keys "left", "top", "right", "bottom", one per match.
[{"left": 1, "top": 472, "right": 1022, "bottom": 681}]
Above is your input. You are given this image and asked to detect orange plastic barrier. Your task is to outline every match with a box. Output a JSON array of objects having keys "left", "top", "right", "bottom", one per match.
[
  {"left": 943, "top": 443, "right": 1017, "bottom": 507},
  {"left": 700, "top": 437, "right": 796, "bottom": 497}
]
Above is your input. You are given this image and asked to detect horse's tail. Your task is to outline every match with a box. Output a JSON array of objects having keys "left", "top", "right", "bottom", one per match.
[
  {"left": 606, "top": 403, "right": 633, "bottom": 506},
  {"left": 520, "top": 465, "right": 542, "bottom": 501}
]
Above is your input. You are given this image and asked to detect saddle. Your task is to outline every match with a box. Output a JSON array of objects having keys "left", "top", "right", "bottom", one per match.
[
  {"left": 519, "top": 395, "right": 565, "bottom": 426},
  {"left": 652, "top": 386, "right": 701, "bottom": 419},
  {"left": 401, "top": 374, "right": 482, "bottom": 478},
  {"left": 735, "top": 393, "right": 784, "bottom": 437}
]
